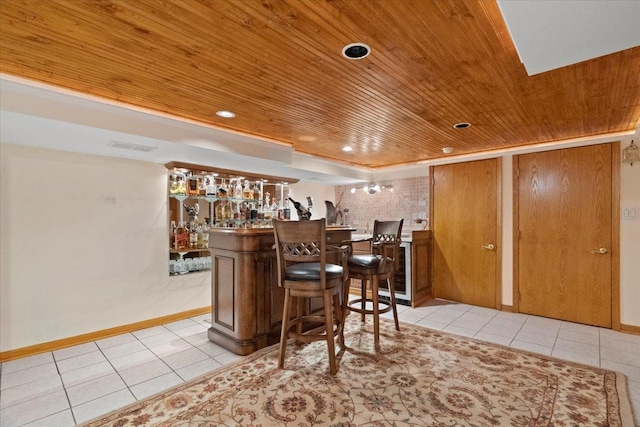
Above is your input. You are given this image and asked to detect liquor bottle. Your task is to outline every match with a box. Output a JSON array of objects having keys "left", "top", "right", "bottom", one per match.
[
  {"left": 252, "top": 182, "right": 261, "bottom": 201},
  {"left": 215, "top": 201, "right": 223, "bottom": 223},
  {"left": 234, "top": 179, "right": 243, "bottom": 200},
  {"left": 233, "top": 202, "right": 241, "bottom": 220},
  {"left": 288, "top": 197, "right": 306, "bottom": 215},
  {"left": 242, "top": 181, "right": 251, "bottom": 199},
  {"left": 204, "top": 176, "right": 216, "bottom": 196},
  {"left": 174, "top": 222, "right": 188, "bottom": 250},
  {"left": 227, "top": 179, "right": 234, "bottom": 199},
  {"left": 270, "top": 198, "right": 279, "bottom": 221},
  {"left": 169, "top": 175, "right": 179, "bottom": 195},
  {"left": 223, "top": 201, "right": 232, "bottom": 221},
  {"left": 169, "top": 220, "right": 176, "bottom": 248},
  {"left": 196, "top": 223, "right": 204, "bottom": 248},
  {"left": 202, "top": 222, "right": 210, "bottom": 248},
  {"left": 187, "top": 174, "right": 201, "bottom": 196},
  {"left": 283, "top": 199, "right": 291, "bottom": 220},
  {"left": 189, "top": 221, "right": 198, "bottom": 248},
  {"left": 217, "top": 178, "right": 228, "bottom": 198},
  {"left": 170, "top": 173, "right": 187, "bottom": 196}
]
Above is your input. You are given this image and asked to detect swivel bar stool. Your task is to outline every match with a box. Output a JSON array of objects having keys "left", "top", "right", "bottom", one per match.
[
  {"left": 273, "top": 219, "right": 349, "bottom": 374},
  {"left": 344, "top": 219, "right": 403, "bottom": 345}
]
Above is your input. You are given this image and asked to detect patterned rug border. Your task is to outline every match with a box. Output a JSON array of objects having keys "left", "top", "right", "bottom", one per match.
[{"left": 78, "top": 316, "right": 636, "bottom": 426}]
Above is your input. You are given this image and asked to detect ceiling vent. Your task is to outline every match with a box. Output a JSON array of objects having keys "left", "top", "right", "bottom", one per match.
[{"left": 108, "top": 140, "right": 158, "bottom": 152}]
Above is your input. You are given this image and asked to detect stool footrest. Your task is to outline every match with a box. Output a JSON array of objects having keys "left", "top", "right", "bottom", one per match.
[
  {"left": 347, "top": 298, "right": 393, "bottom": 316},
  {"left": 285, "top": 316, "right": 341, "bottom": 344}
]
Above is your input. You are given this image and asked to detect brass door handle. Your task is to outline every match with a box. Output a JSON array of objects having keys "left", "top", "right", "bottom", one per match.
[
  {"left": 482, "top": 244, "right": 495, "bottom": 250},
  {"left": 590, "top": 247, "right": 608, "bottom": 255}
]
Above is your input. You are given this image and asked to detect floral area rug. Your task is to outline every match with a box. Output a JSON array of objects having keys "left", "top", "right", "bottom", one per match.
[{"left": 81, "top": 315, "right": 634, "bottom": 426}]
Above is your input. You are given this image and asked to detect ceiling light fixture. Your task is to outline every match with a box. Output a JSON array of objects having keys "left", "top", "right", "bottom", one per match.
[
  {"left": 362, "top": 182, "right": 381, "bottom": 194},
  {"left": 453, "top": 122, "right": 471, "bottom": 129},
  {"left": 342, "top": 146, "right": 353, "bottom": 152},
  {"left": 342, "top": 43, "right": 371, "bottom": 60},
  {"left": 442, "top": 147, "right": 454, "bottom": 154},
  {"left": 216, "top": 110, "right": 235, "bottom": 118}
]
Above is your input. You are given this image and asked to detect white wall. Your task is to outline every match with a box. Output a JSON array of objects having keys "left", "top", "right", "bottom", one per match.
[
  {"left": 619, "top": 141, "right": 640, "bottom": 326},
  {"left": 1, "top": 139, "right": 637, "bottom": 353},
  {"left": 288, "top": 181, "right": 335, "bottom": 221},
  {"left": 500, "top": 155, "right": 514, "bottom": 307},
  {"left": 0, "top": 143, "right": 210, "bottom": 352}
]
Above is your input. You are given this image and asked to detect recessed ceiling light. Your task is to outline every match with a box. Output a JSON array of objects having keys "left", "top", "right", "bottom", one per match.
[
  {"left": 342, "top": 43, "right": 371, "bottom": 60},
  {"left": 453, "top": 122, "right": 470, "bottom": 129},
  {"left": 216, "top": 110, "right": 235, "bottom": 118},
  {"left": 442, "top": 147, "right": 454, "bottom": 154},
  {"left": 342, "top": 146, "right": 353, "bottom": 152}
]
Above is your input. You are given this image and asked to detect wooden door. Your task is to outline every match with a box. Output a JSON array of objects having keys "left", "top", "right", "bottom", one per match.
[
  {"left": 431, "top": 159, "right": 500, "bottom": 308},
  {"left": 517, "top": 144, "right": 613, "bottom": 327}
]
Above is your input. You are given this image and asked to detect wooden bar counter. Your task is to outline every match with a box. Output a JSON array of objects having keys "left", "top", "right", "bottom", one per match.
[{"left": 207, "top": 226, "right": 353, "bottom": 355}]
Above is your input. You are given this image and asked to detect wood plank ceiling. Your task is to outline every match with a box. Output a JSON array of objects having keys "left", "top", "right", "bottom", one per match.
[{"left": 1, "top": 0, "right": 639, "bottom": 168}]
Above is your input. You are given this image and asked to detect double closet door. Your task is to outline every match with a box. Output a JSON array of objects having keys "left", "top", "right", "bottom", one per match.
[{"left": 431, "top": 143, "right": 617, "bottom": 328}]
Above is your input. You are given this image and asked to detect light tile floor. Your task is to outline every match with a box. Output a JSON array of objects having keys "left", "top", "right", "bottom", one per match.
[{"left": 1, "top": 301, "right": 639, "bottom": 426}]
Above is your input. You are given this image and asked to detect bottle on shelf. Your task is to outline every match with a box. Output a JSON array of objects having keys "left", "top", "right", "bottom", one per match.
[
  {"left": 196, "top": 222, "right": 204, "bottom": 248},
  {"left": 202, "top": 222, "right": 210, "bottom": 248},
  {"left": 189, "top": 221, "right": 198, "bottom": 249},
  {"left": 271, "top": 198, "right": 280, "bottom": 221},
  {"left": 215, "top": 201, "right": 223, "bottom": 224},
  {"left": 174, "top": 221, "right": 188, "bottom": 250},
  {"left": 283, "top": 198, "right": 291, "bottom": 220},
  {"left": 204, "top": 175, "right": 216, "bottom": 197},
  {"left": 169, "top": 172, "right": 187, "bottom": 196},
  {"left": 170, "top": 220, "right": 177, "bottom": 248},
  {"left": 223, "top": 200, "right": 232, "bottom": 221},
  {"left": 252, "top": 181, "right": 261, "bottom": 201},
  {"left": 234, "top": 179, "right": 243, "bottom": 200},
  {"left": 227, "top": 179, "right": 234, "bottom": 199},
  {"left": 187, "top": 173, "right": 201, "bottom": 196},
  {"left": 243, "top": 180, "right": 251, "bottom": 199},
  {"left": 217, "top": 178, "right": 228, "bottom": 198}
]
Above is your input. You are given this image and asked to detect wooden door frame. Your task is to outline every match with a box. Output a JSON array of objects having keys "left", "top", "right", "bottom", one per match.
[
  {"left": 429, "top": 158, "right": 502, "bottom": 309},
  {"left": 512, "top": 142, "right": 621, "bottom": 329}
]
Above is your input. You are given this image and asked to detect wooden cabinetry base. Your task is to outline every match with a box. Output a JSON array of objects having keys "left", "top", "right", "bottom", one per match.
[{"left": 207, "top": 227, "right": 352, "bottom": 355}]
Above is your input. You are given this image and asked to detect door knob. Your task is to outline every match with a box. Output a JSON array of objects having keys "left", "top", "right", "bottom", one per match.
[
  {"left": 590, "top": 247, "right": 608, "bottom": 254},
  {"left": 481, "top": 244, "right": 495, "bottom": 250}
]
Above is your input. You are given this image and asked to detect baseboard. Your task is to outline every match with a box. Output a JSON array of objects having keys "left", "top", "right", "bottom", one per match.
[
  {"left": 501, "top": 304, "right": 514, "bottom": 312},
  {"left": 0, "top": 307, "right": 211, "bottom": 362},
  {"left": 620, "top": 323, "right": 640, "bottom": 335}
]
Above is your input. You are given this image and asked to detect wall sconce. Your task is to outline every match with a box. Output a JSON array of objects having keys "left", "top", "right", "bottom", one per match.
[{"left": 623, "top": 140, "right": 639, "bottom": 166}]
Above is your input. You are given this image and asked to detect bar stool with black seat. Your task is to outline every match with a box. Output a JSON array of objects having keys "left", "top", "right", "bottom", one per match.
[
  {"left": 273, "top": 219, "right": 348, "bottom": 375},
  {"left": 344, "top": 219, "right": 403, "bottom": 345}
]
